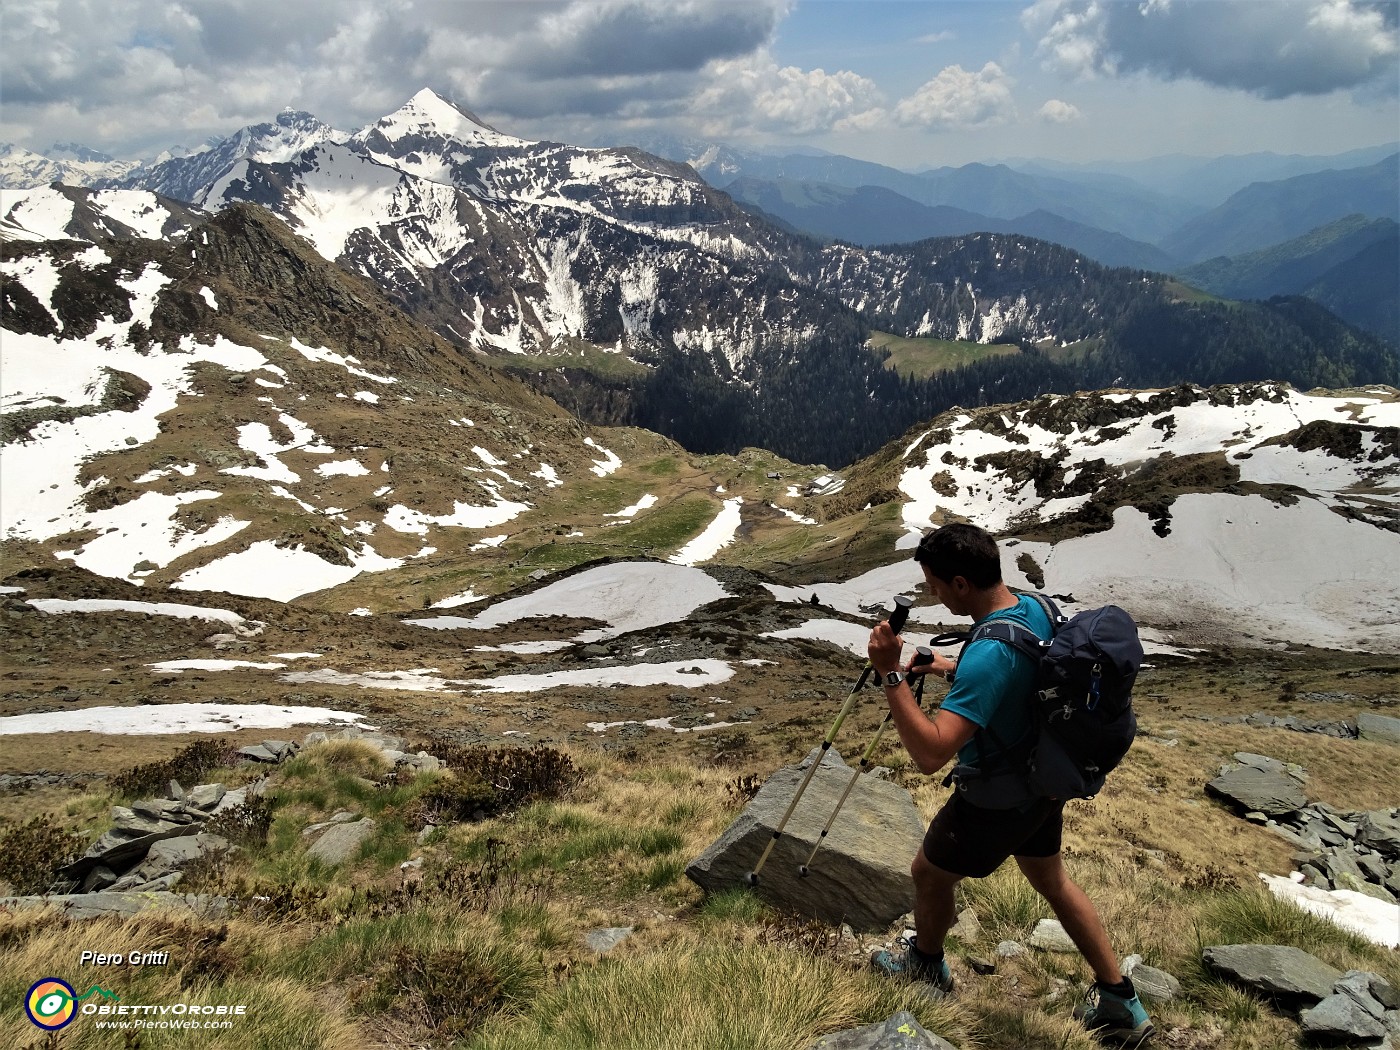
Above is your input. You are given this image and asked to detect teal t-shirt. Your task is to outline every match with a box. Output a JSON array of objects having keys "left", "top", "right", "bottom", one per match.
[{"left": 940, "top": 595, "right": 1053, "bottom": 768}]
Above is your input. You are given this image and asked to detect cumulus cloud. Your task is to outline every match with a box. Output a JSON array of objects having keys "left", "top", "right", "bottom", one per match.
[
  {"left": 687, "top": 53, "right": 885, "bottom": 136},
  {"left": 0, "top": 0, "right": 803, "bottom": 153},
  {"left": 1038, "top": 98, "right": 1083, "bottom": 123},
  {"left": 893, "top": 62, "right": 1017, "bottom": 129},
  {"left": 1022, "top": 0, "right": 1399, "bottom": 98}
]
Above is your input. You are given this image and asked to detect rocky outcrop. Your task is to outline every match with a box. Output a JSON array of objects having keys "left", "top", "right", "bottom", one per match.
[
  {"left": 686, "top": 748, "right": 924, "bottom": 932},
  {"left": 1205, "top": 944, "right": 1400, "bottom": 1046},
  {"left": 1208, "top": 755, "right": 1399, "bottom": 904}
]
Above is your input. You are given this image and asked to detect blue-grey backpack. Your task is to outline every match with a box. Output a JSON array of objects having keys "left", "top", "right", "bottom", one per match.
[{"left": 941, "top": 594, "right": 1143, "bottom": 806}]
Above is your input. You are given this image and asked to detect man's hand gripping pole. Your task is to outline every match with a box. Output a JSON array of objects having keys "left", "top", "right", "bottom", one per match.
[{"left": 744, "top": 595, "right": 913, "bottom": 887}]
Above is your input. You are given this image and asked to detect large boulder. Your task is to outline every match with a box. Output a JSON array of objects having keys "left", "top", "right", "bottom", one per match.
[
  {"left": 1357, "top": 712, "right": 1400, "bottom": 745},
  {"left": 686, "top": 749, "right": 924, "bottom": 932},
  {"left": 1205, "top": 767, "right": 1308, "bottom": 817},
  {"left": 306, "top": 818, "right": 378, "bottom": 865}
]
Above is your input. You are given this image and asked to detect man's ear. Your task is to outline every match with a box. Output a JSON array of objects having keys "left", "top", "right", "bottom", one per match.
[{"left": 949, "top": 575, "right": 972, "bottom": 597}]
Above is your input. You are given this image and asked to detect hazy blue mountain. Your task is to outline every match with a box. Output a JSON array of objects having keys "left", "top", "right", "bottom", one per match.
[
  {"left": 1010, "top": 143, "right": 1399, "bottom": 209},
  {"left": 1178, "top": 215, "right": 1397, "bottom": 300},
  {"left": 630, "top": 137, "right": 1196, "bottom": 245},
  {"left": 1304, "top": 233, "right": 1400, "bottom": 345},
  {"left": 724, "top": 177, "right": 1180, "bottom": 271},
  {"left": 1161, "top": 155, "right": 1400, "bottom": 263}
]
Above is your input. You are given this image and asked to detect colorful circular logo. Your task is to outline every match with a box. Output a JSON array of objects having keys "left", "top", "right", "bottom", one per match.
[{"left": 26, "top": 978, "right": 77, "bottom": 1030}]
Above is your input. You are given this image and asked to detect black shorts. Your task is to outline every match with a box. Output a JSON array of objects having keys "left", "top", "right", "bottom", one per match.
[{"left": 922, "top": 793, "right": 1065, "bottom": 879}]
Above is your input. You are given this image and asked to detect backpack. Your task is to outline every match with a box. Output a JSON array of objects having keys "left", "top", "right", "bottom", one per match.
[{"left": 939, "top": 594, "right": 1143, "bottom": 808}]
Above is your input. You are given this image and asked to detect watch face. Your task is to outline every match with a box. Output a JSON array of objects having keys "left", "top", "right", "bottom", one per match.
[{"left": 885, "top": 671, "right": 903, "bottom": 686}]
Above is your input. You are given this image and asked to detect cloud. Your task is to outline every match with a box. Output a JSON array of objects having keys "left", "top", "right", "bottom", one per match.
[
  {"left": 687, "top": 53, "right": 886, "bottom": 136},
  {"left": 893, "top": 62, "right": 1017, "bottom": 129},
  {"left": 1038, "top": 98, "right": 1083, "bottom": 123},
  {"left": 0, "top": 0, "right": 798, "bottom": 153},
  {"left": 915, "top": 30, "right": 956, "bottom": 44},
  {"left": 1022, "top": 0, "right": 1399, "bottom": 98}
]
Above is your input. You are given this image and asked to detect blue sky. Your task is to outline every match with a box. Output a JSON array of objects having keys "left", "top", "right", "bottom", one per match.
[{"left": 2, "top": 1, "right": 1396, "bottom": 168}]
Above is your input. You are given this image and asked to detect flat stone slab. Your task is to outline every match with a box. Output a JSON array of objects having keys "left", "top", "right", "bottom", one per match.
[
  {"left": 0, "top": 892, "right": 229, "bottom": 920},
  {"left": 1203, "top": 944, "right": 1343, "bottom": 1004},
  {"left": 1205, "top": 767, "right": 1308, "bottom": 817},
  {"left": 1357, "top": 712, "right": 1400, "bottom": 745}
]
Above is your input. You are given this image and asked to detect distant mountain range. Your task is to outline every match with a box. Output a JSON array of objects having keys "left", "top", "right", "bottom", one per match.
[{"left": 2, "top": 91, "right": 1396, "bottom": 468}]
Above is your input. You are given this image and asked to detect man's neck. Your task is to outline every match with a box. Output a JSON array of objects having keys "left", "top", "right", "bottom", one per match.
[{"left": 965, "top": 583, "right": 1019, "bottom": 623}]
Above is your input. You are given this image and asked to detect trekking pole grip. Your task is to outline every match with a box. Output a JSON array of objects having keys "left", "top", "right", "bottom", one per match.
[{"left": 889, "top": 594, "right": 913, "bottom": 636}]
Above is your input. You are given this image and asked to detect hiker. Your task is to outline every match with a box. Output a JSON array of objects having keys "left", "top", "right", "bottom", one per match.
[{"left": 866, "top": 523, "right": 1154, "bottom": 1048}]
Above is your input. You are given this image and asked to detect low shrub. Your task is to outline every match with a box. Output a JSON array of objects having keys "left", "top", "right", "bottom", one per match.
[
  {"left": 0, "top": 815, "right": 82, "bottom": 894},
  {"left": 109, "top": 739, "right": 236, "bottom": 798},
  {"left": 416, "top": 743, "right": 583, "bottom": 816}
]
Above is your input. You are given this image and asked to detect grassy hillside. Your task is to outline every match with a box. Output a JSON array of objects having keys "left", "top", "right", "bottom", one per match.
[{"left": 2, "top": 645, "right": 1397, "bottom": 1049}]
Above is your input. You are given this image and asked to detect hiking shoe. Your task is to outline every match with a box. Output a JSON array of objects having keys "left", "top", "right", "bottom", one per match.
[
  {"left": 1074, "top": 982, "right": 1154, "bottom": 1047},
  {"left": 869, "top": 935, "right": 954, "bottom": 995}
]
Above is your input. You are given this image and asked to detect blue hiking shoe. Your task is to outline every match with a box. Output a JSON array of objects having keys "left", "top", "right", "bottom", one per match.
[
  {"left": 869, "top": 935, "right": 954, "bottom": 995},
  {"left": 1074, "top": 981, "right": 1154, "bottom": 1046}
]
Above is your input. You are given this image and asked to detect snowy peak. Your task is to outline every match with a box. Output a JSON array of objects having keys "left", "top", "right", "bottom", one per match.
[
  {"left": 357, "top": 89, "right": 533, "bottom": 152},
  {"left": 0, "top": 142, "right": 141, "bottom": 190}
]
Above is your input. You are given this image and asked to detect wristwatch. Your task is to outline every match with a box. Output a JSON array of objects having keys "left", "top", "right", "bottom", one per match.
[{"left": 883, "top": 670, "right": 906, "bottom": 687}]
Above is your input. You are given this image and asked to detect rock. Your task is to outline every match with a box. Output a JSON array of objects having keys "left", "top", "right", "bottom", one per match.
[
  {"left": 1300, "top": 993, "right": 1387, "bottom": 1042},
  {"left": 0, "top": 892, "right": 229, "bottom": 919},
  {"left": 1029, "top": 918, "right": 1078, "bottom": 953},
  {"left": 185, "top": 783, "right": 226, "bottom": 811},
  {"left": 685, "top": 753, "right": 924, "bottom": 932},
  {"left": 1205, "top": 767, "right": 1308, "bottom": 817},
  {"left": 1130, "top": 964, "right": 1182, "bottom": 1003},
  {"left": 1335, "top": 971, "right": 1388, "bottom": 1019},
  {"left": 1203, "top": 944, "right": 1343, "bottom": 1005},
  {"left": 60, "top": 821, "right": 202, "bottom": 882},
  {"left": 809, "top": 1010, "right": 959, "bottom": 1050},
  {"left": 996, "top": 940, "right": 1026, "bottom": 958},
  {"left": 584, "top": 927, "right": 634, "bottom": 954},
  {"left": 167, "top": 780, "right": 186, "bottom": 801},
  {"left": 1357, "top": 812, "right": 1400, "bottom": 857},
  {"left": 949, "top": 906, "right": 982, "bottom": 944},
  {"left": 303, "top": 731, "right": 329, "bottom": 747},
  {"left": 1357, "top": 712, "right": 1400, "bottom": 745},
  {"left": 237, "top": 744, "right": 280, "bottom": 763},
  {"left": 79, "top": 866, "right": 118, "bottom": 893},
  {"left": 305, "top": 818, "right": 377, "bottom": 865},
  {"left": 798, "top": 746, "right": 849, "bottom": 771},
  {"left": 108, "top": 834, "right": 229, "bottom": 891},
  {"left": 1366, "top": 972, "right": 1400, "bottom": 1011},
  {"left": 302, "top": 811, "right": 358, "bottom": 837},
  {"left": 967, "top": 955, "right": 997, "bottom": 975}
]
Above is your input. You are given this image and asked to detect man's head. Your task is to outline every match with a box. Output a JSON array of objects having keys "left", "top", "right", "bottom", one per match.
[{"left": 913, "top": 523, "right": 1002, "bottom": 614}]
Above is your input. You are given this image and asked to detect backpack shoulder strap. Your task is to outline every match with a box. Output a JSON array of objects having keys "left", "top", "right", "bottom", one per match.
[{"left": 969, "top": 619, "right": 1050, "bottom": 663}]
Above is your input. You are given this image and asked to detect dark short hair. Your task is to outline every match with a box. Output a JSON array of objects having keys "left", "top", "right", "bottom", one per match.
[{"left": 913, "top": 523, "right": 1002, "bottom": 588}]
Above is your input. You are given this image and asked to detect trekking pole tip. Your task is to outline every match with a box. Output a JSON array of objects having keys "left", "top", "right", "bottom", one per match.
[
  {"left": 797, "top": 864, "right": 810, "bottom": 878},
  {"left": 745, "top": 871, "right": 759, "bottom": 886}
]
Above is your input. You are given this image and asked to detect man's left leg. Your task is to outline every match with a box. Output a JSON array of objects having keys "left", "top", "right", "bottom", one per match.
[{"left": 1015, "top": 852, "right": 1120, "bottom": 983}]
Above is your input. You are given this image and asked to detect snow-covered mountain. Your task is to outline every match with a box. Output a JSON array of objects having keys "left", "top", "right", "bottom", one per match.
[
  {"left": 2, "top": 199, "right": 1396, "bottom": 652},
  {"left": 0, "top": 184, "right": 204, "bottom": 243},
  {"left": 0, "top": 143, "right": 143, "bottom": 190},
  {"left": 786, "top": 381, "right": 1400, "bottom": 652},
  {"left": 7, "top": 90, "right": 1395, "bottom": 470}
]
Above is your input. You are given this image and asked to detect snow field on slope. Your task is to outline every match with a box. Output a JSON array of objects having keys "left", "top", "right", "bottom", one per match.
[
  {"left": 172, "top": 540, "right": 408, "bottom": 603},
  {"left": 898, "top": 388, "right": 1400, "bottom": 538},
  {"left": 0, "top": 187, "right": 76, "bottom": 241},
  {"left": 406, "top": 562, "right": 732, "bottom": 643},
  {"left": 999, "top": 496, "right": 1400, "bottom": 652},
  {"left": 0, "top": 703, "right": 369, "bottom": 737},
  {"left": 669, "top": 497, "right": 744, "bottom": 566}
]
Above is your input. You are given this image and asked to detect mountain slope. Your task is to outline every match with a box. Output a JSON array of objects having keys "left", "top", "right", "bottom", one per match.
[
  {"left": 1162, "top": 155, "right": 1400, "bottom": 262},
  {"left": 22, "top": 90, "right": 1399, "bottom": 469},
  {"left": 723, "top": 178, "right": 1179, "bottom": 270},
  {"left": 1304, "top": 233, "right": 1400, "bottom": 346}
]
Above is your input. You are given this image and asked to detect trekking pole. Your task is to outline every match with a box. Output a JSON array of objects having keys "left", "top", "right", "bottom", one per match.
[
  {"left": 797, "top": 646, "right": 935, "bottom": 878},
  {"left": 746, "top": 595, "right": 914, "bottom": 887}
]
